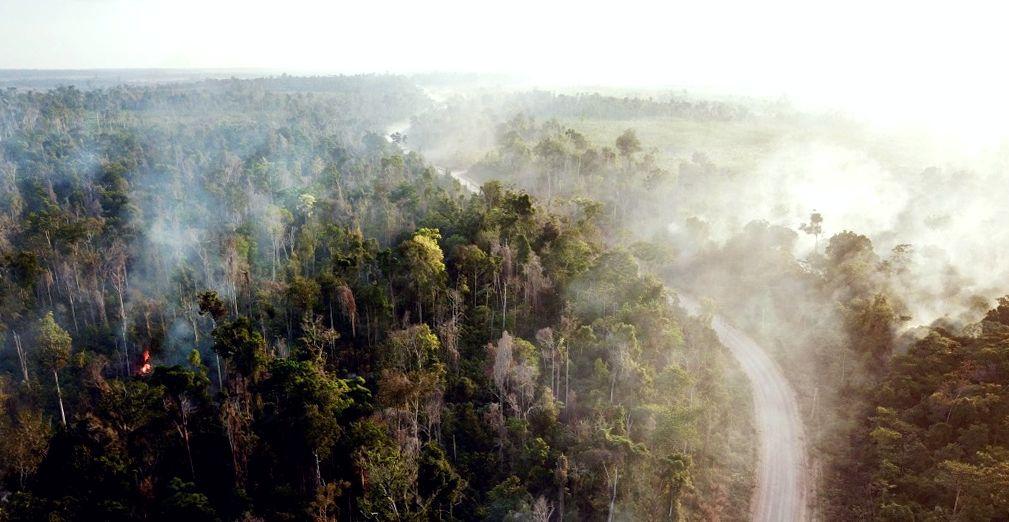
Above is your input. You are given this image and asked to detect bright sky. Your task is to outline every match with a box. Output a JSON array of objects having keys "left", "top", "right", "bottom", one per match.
[{"left": 2, "top": 0, "right": 1009, "bottom": 142}]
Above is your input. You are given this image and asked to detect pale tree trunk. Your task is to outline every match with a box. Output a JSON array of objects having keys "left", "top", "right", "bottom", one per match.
[
  {"left": 271, "top": 236, "right": 279, "bottom": 282},
  {"left": 314, "top": 450, "right": 323, "bottom": 489},
  {"left": 609, "top": 372, "right": 616, "bottom": 404},
  {"left": 502, "top": 282, "right": 508, "bottom": 332},
  {"left": 209, "top": 317, "right": 224, "bottom": 388},
  {"left": 114, "top": 278, "right": 130, "bottom": 374},
  {"left": 176, "top": 400, "right": 196, "bottom": 480},
  {"left": 549, "top": 347, "right": 556, "bottom": 398},
  {"left": 67, "top": 289, "right": 79, "bottom": 333},
  {"left": 606, "top": 464, "right": 619, "bottom": 522},
  {"left": 14, "top": 331, "right": 30, "bottom": 387},
  {"left": 54, "top": 369, "right": 66, "bottom": 426},
  {"left": 565, "top": 352, "right": 570, "bottom": 404}
]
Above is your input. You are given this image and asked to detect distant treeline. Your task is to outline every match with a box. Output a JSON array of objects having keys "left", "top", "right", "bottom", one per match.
[{"left": 503, "top": 91, "right": 750, "bottom": 122}]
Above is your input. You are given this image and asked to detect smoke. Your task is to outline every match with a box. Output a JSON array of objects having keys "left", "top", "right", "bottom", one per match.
[
  {"left": 686, "top": 141, "right": 910, "bottom": 242},
  {"left": 405, "top": 82, "right": 1009, "bottom": 328},
  {"left": 685, "top": 135, "right": 1009, "bottom": 326}
]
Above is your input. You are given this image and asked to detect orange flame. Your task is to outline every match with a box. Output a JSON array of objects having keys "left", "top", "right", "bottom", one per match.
[{"left": 139, "top": 349, "right": 153, "bottom": 375}]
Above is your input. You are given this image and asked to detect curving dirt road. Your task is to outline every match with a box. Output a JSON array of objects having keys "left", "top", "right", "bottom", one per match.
[
  {"left": 679, "top": 294, "right": 809, "bottom": 522},
  {"left": 385, "top": 114, "right": 809, "bottom": 520},
  {"left": 385, "top": 120, "right": 479, "bottom": 193}
]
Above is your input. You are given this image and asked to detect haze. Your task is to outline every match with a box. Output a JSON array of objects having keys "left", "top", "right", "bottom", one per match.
[
  {"left": 3, "top": 0, "right": 1009, "bottom": 141},
  {"left": 6, "top": 2, "right": 1009, "bottom": 519}
]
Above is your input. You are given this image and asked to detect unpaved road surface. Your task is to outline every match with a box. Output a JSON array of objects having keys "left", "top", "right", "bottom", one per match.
[
  {"left": 385, "top": 120, "right": 478, "bottom": 192},
  {"left": 679, "top": 295, "right": 809, "bottom": 522},
  {"left": 386, "top": 114, "right": 809, "bottom": 520}
]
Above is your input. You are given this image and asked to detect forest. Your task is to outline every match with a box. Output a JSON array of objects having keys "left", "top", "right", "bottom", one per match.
[
  {"left": 4, "top": 1, "right": 1008, "bottom": 519},
  {"left": 404, "top": 86, "right": 1009, "bottom": 520},
  {"left": 1, "top": 69, "right": 1008, "bottom": 522},
  {"left": 0, "top": 77, "right": 755, "bottom": 520}
]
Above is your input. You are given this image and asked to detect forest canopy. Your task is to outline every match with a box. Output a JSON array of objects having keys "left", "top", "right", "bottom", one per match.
[{"left": 0, "top": 76, "right": 752, "bottom": 521}]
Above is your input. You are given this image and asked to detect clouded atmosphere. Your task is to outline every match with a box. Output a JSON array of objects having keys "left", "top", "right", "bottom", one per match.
[
  {"left": 3, "top": 3, "right": 1009, "bottom": 521},
  {"left": 4, "top": 0, "right": 1009, "bottom": 133}
]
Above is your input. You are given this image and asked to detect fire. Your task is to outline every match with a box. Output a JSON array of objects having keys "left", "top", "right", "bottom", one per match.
[{"left": 139, "top": 349, "right": 153, "bottom": 375}]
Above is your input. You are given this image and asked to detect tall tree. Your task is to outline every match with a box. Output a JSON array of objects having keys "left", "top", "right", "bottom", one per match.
[
  {"left": 36, "top": 311, "right": 72, "bottom": 426},
  {"left": 400, "top": 228, "right": 446, "bottom": 323}
]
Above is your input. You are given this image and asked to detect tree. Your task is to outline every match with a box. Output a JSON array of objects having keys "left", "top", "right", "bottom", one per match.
[
  {"left": 266, "top": 204, "right": 294, "bottom": 281},
  {"left": 615, "top": 129, "right": 641, "bottom": 158},
  {"left": 255, "top": 358, "right": 353, "bottom": 502},
  {"left": 299, "top": 312, "right": 340, "bottom": 364},
  {"left": 491, "top": 331, "right": 540, "bottom": 418},
  {"left": 0, "top": 406, "right": 52, "bottom": 487},
  {"left": 211, "top": 316, "right": 268, "bottom": 380},
  {"left": 151, "top": 365, "right": 210, "bottom": 480},
  {"left": 554, "top": 454, "right": 568, "bottom": 521},
  {"left": 660, "top": 453, "right": 691, "bottom": 520},
  {"left": 36, "top": 311, "right": 72, "bottom": 426},
  {"left": 198, "top": 290, "right": 228, "bottom": 386},
  {"left": 400, "top": 228, "right": 446, "bottom": 322},
  {"left": 800, "top": 211, "right": 824, "bottom": 251},
  {"left": 984, "top": 295, "right": 1009, "bottom": 326},
  {"left": 355, "top": 424, "right": 417, "bottom": 520},
  {"left": 384, "top": 324, "right": 442, "bottom": 373},
  {"left": 198, "top": 290, "right": 228, "bottom": 322},
  {"left": 454, "top": 244, "right": 492, "bottom": 307},
  {"left": 335, "top": 285, "right": 358, "bottom": 337},
  {"left": 486, "top": 476, "right": 533, "bottom": 520},
  {"left": 159, "top": 477, "right": 220, "bottom": 522},
  {"left": 417, "top": 442, "right": 465, "bottom": 518}
]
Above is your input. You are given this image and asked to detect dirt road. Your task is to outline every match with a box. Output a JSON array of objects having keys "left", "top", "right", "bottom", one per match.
[
  {"left": 679, "top": 295, "right": 809, "bottom": 521},
  {"left": 384, "top": 120, "right": 478, "bottom": 192},
  {"left": 385, "top": 115, "right": 808, "bottom": 520}
]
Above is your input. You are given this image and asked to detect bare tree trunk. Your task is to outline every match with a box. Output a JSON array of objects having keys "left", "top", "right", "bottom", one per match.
[
  {"left": 565, "top": 352, "right": 570, "bottom": 404},
  {"left": 177, "top": 404, "right": 196, "bottom": 480},
  {"left": 190, "top": 314, "right": 200, "bottom": 344},
  {"left": 609, "top": 373, "right": 616, "bottom": 404},
  {"left": 272, "top": 237, "right": 279, "bottom": 282},
  {"left": 67, "top": 290, "right": 79, "bottom": 333},
  {"left": 14, "top": 331, "right": 29, "bottom": 387},
  {"left": 502, "top": 282, "right": 508, "bottom": 333},
  {"left": 606, "top": 465, "right": 619, "bottom": 522},
  {"left": 115, "top": 280, "right": 130, "bottom": 374},
  {"left": 54, "top": 369, "right": 66, "bottom": 426},
  {"left": 216, "top": 353, "right": 225, "bottom": 388},
  {"left": 231, "top": 280, "right": 239, "bottom": 316},
  {"left": 314, "top": 450, "right": 323, "bottom": 489},
  {"left": 549, "top": 346, "right": 556, "bottom": 398}
]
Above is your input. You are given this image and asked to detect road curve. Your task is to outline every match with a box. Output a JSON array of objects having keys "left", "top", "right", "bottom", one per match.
[
  {"left": 385, "top": 120, "right": 479, "bottom": 193},
  {"left": 384, "top": 116, "right": 809, "bottom": 519},
  {"left": 679, "top": 294, "right": 809, "bottom": 522}
]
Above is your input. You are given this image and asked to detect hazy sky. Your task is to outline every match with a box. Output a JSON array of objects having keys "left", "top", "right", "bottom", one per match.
[{"left": 2, "top": 0, "right": 1008, "bottom": 141}]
